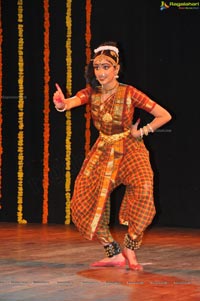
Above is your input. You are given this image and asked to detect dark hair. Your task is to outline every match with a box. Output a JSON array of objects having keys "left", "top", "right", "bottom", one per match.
[{"left": 85, "top": 41, "right": 121, "bottom": 89}]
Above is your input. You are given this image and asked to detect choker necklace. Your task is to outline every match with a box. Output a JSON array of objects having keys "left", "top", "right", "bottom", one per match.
[{"left": 102, "top": 82, "right": 119, "bottom": 93}]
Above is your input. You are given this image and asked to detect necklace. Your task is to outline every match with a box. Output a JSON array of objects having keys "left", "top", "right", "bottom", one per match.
[
  {"left": 100, "top": 84, "right": 119, "bottom": 123},
  {"left": 100, "top": 86, "right": 117, "bottom": 111},
  {"left": 102, "top": 82, "right": 119, "bottom": 94}
]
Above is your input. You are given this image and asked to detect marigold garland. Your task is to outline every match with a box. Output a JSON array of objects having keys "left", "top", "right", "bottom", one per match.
[
  {"left": 17, "top": 0, "right": 26, "bottom": 224},
  {"left": 65, "top": 0, "right": 72, "bottom": 224},
  {"left": 84, "top": 0, "right": 92, "bottom": 155},
  {"left": 42, "top": 0, "right": 50, "bottom": 224},
  {"left": 0, "top": 1, "right": 3, "bottom": 206}
]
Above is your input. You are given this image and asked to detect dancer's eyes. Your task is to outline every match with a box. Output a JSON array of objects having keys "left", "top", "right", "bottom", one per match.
[{"left": 93, "top": 64, "right": 112, "bottom": 70}]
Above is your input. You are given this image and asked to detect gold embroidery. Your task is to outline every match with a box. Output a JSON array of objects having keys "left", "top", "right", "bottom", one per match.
[
  {"left": 126, "top": 97, "right": 131, "bottom": 111},
  {"left": 102, "top": 112, "right": 113, "bottom": 122},
  {"left": 100, "top": 130, "right": 130, "bottom": 143},
  {"left": 94, "top": 121, "right": 101, "bottom": 130},
  {"left": 145, "top": 99, "right": 154, "bottom": 109},
  {"left": 113, "top": 102, "right": 123, "bottom": 125}
]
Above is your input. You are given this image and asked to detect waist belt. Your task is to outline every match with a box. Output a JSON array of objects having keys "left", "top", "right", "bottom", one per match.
[{"left": 100, "top": 130, "right": 130, "bottom": 143}]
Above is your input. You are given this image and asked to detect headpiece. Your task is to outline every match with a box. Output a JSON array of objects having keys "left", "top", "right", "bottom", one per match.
[
  {"left": 93, "top": 45, "right": 119, "bottom": 65},
  {"left": 94, "top": 45, "right": 119, "bottom": 55}
]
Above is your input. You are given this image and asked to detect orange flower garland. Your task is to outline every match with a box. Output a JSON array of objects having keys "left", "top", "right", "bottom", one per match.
[
  {"left": 65, "top": 0, "right": 72, "bottom": 224},
  {"left": 42, "top": 0, "right": 50, "bottom": 224},
  {"left": 0, "top": 1, "right": 3, "bottom": 206},
  {"left": 84, "top": 0, "right": 92, "bottom": 155},
  {"left": 0, "top": 1, "right": 94, "bottom": 222},
  {"left": 17, "top": 0, "right": 26, "bottom": 224}
]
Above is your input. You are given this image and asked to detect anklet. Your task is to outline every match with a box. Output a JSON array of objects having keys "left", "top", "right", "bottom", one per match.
[
  {"left": 124, "top": 234, "right": 143, "bottom": 250},
  {"left": 104, "top": 241, "right": 121, "bottom": 258}
]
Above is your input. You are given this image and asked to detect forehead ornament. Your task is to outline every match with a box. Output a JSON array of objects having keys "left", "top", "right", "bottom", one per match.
[{"left": 93, "top": 54, "right": 114, "bottom": 65}]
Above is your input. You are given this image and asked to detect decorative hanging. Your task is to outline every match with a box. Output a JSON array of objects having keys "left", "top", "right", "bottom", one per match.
[
  {"left": 1, "top": 0, "right": 94, "bottom": 223},
  {"left": 84, "top": 0, "right": 92, "bottom": 155},
  {"left": 17, "top": 0, "right": 26, "bottom": 224},
  {"left": 42, "top": 0, "right": 50, "bottom": 224},
  {"left": 65, "top": 0, "right": 72, "bottom": 224}
]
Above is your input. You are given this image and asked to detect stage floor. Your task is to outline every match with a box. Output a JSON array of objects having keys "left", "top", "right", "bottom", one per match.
[{"left": 0, "top": 223, "right": 199, "bottom": 301}]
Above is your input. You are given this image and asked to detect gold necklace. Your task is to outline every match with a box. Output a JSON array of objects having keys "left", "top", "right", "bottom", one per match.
[
  {"left": 100, "top": 85, "right": 119, "bottom": 123},
  {"left": 102, "top": 82, "right": 119, "bottom": 94}
]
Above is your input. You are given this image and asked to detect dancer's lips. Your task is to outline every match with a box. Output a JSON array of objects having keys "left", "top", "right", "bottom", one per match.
[{"left": 99, "top": 77, "right": 106, "bottom": 81}]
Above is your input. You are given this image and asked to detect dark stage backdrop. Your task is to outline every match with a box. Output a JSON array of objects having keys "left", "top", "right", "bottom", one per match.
[{"left": 0, "top": 0, "right": 199, "bottom": 228}]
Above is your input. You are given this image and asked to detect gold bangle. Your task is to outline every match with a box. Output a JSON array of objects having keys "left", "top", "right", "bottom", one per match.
[
  {"left": 147, "top": 123, "right": 154, "bottom": 133},
  {"left": 143, "top": 126, "right": 149, "bottom": 136},
  {"left": 139, "top": 128, "right": 144, "bottom": 138},
  {"left": 55, "top": 105, "right": 66, "bottom": 112}
]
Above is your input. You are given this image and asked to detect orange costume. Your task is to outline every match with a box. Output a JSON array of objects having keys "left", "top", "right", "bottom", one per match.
[{"left": 71, "top": 83, "right": 156, "bottom": 244}]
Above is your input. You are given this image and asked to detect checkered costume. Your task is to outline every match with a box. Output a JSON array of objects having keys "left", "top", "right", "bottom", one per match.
[{"left": 71, "top": 83, "right": 156, "bottom": 244}]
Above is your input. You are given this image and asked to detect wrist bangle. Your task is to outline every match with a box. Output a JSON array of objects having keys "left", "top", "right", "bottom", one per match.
[
  {"left": 147, "top": 123, "right": 154, "bottom": 133},
  {"left": 55, "top": 105, "right": 66, "bottom": 112},
  {"left": 139, "top": 128, "right": 144, "bottom": 138},
  {"left": 143, "top": 125, "right": 149, "bottom": 136}
]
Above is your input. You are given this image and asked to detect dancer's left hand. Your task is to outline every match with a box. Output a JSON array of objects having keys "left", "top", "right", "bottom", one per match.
[{"left": 131, "top": 118, "right": 141, "bottom": 139}]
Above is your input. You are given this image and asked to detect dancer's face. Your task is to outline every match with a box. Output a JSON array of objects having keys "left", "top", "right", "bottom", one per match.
[{"left": 93, "top": 57, "right": 119, "bottom": 86}]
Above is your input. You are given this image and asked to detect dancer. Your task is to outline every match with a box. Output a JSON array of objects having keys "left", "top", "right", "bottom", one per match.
[{"left": 53, "top": 41, "right": 172, "bottom": 270}]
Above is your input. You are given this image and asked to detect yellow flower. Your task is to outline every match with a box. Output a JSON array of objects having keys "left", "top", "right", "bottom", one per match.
[{"left": 17, "top": 0, "right": 24, "bottom": 224}]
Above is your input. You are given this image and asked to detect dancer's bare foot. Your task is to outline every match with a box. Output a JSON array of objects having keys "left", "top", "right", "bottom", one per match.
[
  {"left": 123, "top": 247, "right": 143, "bottom": 271},
  {"left": 91, "top": 253, "right": 126, "bottom": 267}
]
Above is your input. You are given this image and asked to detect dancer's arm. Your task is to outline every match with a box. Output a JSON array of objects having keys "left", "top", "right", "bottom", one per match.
[{"left": 53, "top": 83, "right": 82, "bottom": 111}]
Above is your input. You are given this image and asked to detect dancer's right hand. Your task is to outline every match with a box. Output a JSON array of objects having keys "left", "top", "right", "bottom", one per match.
[{"left": 53, "top": 83, "right": 66, "bottom": 109}]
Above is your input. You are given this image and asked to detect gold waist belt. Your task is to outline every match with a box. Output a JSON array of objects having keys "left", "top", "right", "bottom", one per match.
[{"left": 100, "top": 130, "right": 130, "bottom": 143}]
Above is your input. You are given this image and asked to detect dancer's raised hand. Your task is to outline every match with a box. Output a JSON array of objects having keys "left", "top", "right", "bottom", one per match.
[{"left": 53, "top": 83, "right": 66, "bottom": 109}]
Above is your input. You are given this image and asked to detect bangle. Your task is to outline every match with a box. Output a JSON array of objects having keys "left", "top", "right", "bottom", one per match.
[
  {"left": 55, "top": 105, "right": 66, "bottom": 112},
  {"left": 143, "top": 126, "right": 149, "bottom": 136},
  {"left": 139, "top": 128, "right": 144, "bottom": 139},
  {"left": 147, "top": 123, "right": 154, "bottom": 133}
]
